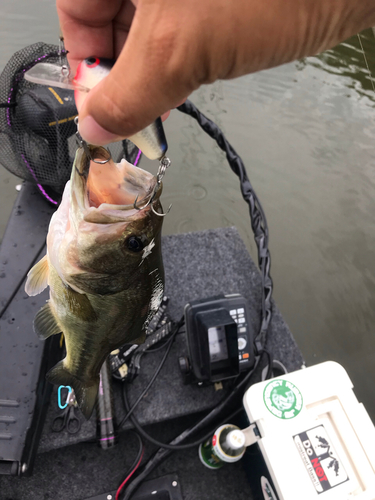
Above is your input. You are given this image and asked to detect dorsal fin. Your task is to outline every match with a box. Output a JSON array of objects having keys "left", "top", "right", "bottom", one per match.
[
  {"left": 33, "top": 302, "right": 62, "bottom": 340},
  {"left": 25, "top": 255, "right": 49, "bottom": 296}
]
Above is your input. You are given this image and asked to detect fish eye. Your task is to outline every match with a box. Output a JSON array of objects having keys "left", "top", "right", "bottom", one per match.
[
  {"left": 85, "top": 57, "right": 100, "bottom": 67},
  {"left": 126, "top": 236, "right": 144, "bottom": 253}
]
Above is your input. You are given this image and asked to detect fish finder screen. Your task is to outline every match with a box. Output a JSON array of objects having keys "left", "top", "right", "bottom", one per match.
[{"left": 208, "top": 326, "right": 229, "bottom": 362}]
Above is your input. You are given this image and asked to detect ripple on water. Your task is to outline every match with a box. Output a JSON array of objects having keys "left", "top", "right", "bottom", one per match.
[
  {"left": 188, "top": 184, "right": 207, "bottom": 200},
  {"left": 176, "top": 218, "right": 199, "bottom": 233}
]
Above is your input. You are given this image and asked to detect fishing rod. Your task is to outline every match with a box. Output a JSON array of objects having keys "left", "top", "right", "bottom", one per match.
[{"left": 357, "top": 30, "right": 375, "bottom": 93}]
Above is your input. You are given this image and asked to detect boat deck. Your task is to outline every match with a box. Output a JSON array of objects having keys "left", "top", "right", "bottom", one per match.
[{"left": 0, "top": 182, "right": 304, "bottom": 499}]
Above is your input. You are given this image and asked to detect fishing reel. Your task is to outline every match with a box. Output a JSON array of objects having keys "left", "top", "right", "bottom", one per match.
[{"left": 179, "top": 293, "right": 256, "bottom": 385}]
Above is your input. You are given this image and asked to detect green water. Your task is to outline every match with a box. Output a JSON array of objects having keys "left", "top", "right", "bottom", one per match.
[{"left": 1, "top": 1, "right": 375, "bottom": 419}]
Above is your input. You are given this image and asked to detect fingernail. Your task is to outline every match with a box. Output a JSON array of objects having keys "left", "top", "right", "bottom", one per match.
[{"left": 79, "top": 115, "right": 121, "bottom": 145}]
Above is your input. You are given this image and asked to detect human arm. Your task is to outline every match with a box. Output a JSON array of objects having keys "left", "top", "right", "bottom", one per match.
[{"left": 57, "top": 0, "right": 375, "bottom": 145}]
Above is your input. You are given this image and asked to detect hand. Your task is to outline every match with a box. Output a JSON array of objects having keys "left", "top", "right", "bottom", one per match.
[{"left": 57, "top": 0, "right": 375, "bottom": 145}]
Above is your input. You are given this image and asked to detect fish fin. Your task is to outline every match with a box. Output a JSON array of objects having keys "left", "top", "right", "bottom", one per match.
[
  {"left": 62, "top": 286, "right": 97, "bottom": 322},
  {"left": 33, "top": 303, "right": 62, "bottom": 340},
  {"left": 46, "top": 360, "right": 99, "bottom": 420},
  {"left": 25, "top": 255, "right": 49, "bottom": 296}
]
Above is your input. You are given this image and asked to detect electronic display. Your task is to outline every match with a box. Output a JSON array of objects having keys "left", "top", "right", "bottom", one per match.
[{"left": 208, "top": 326, "right": 229, "bottom": 362}]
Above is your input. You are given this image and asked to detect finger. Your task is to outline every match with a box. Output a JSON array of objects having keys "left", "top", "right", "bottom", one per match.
[
  {"left": 78, "top": 1, "right": 198, "bottom": 145},
  {"left": 113, "top": 0, "right": 136, "bottom": 57},
  {"left": 57, "top": 0, "right": 123, "bottom": 75},
  {"left": 161, "top": 110, "right": 170, "bottom": 122}
]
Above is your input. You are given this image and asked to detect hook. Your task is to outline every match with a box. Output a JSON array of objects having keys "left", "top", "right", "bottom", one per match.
[
  {"left": 133, "top": 182, "right": 172, "bottom": 216},
  {"left": 133, "top": 182, "right": 158, "bottom": 211},
  {"left": 58, "top": 35, "right": 70, "bottom": 78},
  {"left": 151, "top": 202, "right": 172, "bottom": 217},
  {"left": 133, "top": 156, "right": 171, "bottom": 215},
  {"left": 74, "top": 116, "right": 112, "bottom": 164}
]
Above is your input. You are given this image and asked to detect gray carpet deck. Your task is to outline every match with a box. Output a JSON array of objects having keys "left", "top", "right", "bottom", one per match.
[{"left": 0, "top": 209, "right": 304, "bottom": 499}]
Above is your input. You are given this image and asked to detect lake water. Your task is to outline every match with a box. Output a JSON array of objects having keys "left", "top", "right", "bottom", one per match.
[{"left": 1, "top": 1, "right": 375, "bottom": 419}]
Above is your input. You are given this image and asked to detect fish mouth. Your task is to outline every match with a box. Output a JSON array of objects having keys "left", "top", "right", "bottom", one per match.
[{"left": 73, "top": 145, "right": 161, "bottom": 218}]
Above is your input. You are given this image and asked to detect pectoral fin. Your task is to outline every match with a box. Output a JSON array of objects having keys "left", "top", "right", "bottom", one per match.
[
  {"left": 34, "top": 302, "right": 62, "bottom": 340},
  {"left": 25, "top": 254, "right": 49, "bottom": 296}
]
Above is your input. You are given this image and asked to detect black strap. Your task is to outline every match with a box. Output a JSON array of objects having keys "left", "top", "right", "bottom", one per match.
[
  {"left": 177, "top": 100, "right": 273, "bottom": 353},
  {"left": 0, "top": 102, "right": 17, "bottom": 108}
]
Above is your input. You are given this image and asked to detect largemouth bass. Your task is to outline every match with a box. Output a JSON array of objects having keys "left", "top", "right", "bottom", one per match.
[{"left": 25, "top": 145, "right": 165, "bottom": 418}]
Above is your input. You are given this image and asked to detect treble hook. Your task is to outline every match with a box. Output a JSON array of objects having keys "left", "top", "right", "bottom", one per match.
[
  {"left": 151, "top": 202, "right": 172, "bottom": 217},
  {"left": 133, "top": 183, "right": 172, "bottom": 216},
  {"left": 74, "top": 116, "right": 112, "bottom": 165},
  {"left": 59, "top": 35, "right": 70, "bottom": 79},
  {"left": 133, "top": 156, "right": 172, "bottom": 216}
]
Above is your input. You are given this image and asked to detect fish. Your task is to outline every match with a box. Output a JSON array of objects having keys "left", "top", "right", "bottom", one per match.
[
  {"left": 74, "top": 57, "right": 168, "bottom": 161},
  {"left": 25, "top": 144, "right": 165, "bottom": 419}
]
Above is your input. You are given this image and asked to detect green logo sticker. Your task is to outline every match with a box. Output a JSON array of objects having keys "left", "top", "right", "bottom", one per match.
[{"left": 263, "top": 379, "right": 303, "bottom": 419}]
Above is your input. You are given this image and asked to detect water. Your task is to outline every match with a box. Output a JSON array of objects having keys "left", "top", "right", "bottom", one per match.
[{"left": 1, "top": 2, "right": 375, "bottom": 418}]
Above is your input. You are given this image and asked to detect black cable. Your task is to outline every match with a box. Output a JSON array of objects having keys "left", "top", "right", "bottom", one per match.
[
  {"left": 117, "top": 317, "right": 184, "bottom": 429},
  {"left": 121, "top": 353, "right": 263, "bottom": 452},
  {"left": 120, "top": 407, "right": 244, "bottom": 500},
  {"left": 120, "top": 354, "right": 264, "bottom": 500},
  {"left": 145, "top": 327, "right": 186, "bottom": 354},
  {"left": 122, "top": 382, "right": 243, "bottom": 450},
  {"left": 144, "top": 339, "right": 170, "bottom": 353},
  {"left": 117, "top": 431, "right": 144, "bottom": 487},
  {"left": 263, "top": 348, "right": 274, "bottom": 381}
]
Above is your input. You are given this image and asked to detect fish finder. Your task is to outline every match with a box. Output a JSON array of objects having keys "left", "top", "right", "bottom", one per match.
[{"left": 179, "top": 293, "right": 255, "bottom": 384}]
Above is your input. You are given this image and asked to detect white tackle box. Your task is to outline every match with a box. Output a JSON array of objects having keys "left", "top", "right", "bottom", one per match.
[{"left": 243, "top": 361, "right": 375, "bottom": 500}]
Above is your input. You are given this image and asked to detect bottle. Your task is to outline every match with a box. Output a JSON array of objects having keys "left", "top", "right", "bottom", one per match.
[{"left": 199, "top": 424, "right": 246, "bottom": 469}]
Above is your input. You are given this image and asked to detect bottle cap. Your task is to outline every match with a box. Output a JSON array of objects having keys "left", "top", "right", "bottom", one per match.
[
  {"left": 211, "top": 425, "right": 246, "bottom": 463},
  {"left": 226, "top": 429, "right": 246, "bottom": 450}
]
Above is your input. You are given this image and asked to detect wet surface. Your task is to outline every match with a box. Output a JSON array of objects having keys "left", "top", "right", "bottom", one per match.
[{"left": 1, "top": 2, "right": 375, "bottom": 421}]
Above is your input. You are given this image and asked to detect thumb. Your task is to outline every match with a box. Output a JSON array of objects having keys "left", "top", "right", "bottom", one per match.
[{"left": 78, "top": 1, "right": 196, "bottom": 145}]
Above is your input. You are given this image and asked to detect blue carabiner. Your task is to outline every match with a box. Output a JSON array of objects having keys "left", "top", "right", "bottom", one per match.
[{"left": 58, "top": 385, "right": 72, "bottom": 409}]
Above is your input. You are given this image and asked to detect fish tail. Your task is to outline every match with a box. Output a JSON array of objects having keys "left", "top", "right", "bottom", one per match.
[{"left": 46, "top": 360, "right": 99, "bottom": 420}]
